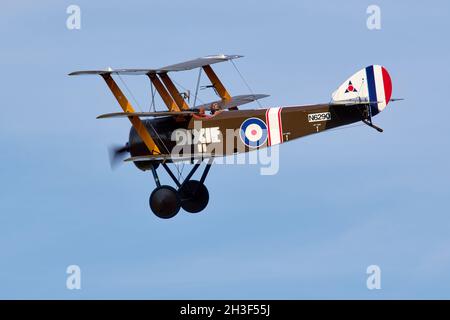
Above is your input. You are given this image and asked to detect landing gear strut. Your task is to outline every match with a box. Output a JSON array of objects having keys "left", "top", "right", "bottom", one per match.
[
  {"left": 148, "top": 160, "right": 212, "bottom": 219},
  {"left": 362, "top": 104, "right": 384, "bottom": 133}
]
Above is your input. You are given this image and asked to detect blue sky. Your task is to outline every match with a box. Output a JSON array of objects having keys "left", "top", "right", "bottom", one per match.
[{"left": 1, "top": 0, "right": 450, "bottom": 299}]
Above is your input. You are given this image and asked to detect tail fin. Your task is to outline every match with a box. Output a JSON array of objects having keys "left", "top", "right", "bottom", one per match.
[{"left": 331, "top": 65, "right": 392, "bottom": 115}]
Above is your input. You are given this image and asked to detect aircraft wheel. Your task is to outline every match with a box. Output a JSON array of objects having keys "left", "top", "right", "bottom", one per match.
[
  {"left": 179, "top": 180, "right": 209, "bottom": 213},
  {"left": 149, "top": 185, "right": 181, "bottom": 219}
]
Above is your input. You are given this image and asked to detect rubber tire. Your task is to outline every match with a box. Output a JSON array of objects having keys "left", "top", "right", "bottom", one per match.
[
  {"left": 149, "top": 185, "right": 181, "bottom": 219},
  {"left": 179, "top": 180, "right": 209, "bottom": 213}
]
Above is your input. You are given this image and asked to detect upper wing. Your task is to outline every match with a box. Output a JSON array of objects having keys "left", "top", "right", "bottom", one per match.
[
  {"left": 68, "top": 54, "right": 242, "bottom": 76},
  {"left": 159, "top": 54, "right": 242, "bottom": 72},
  {"left": 97, "top": 110, "right": 197, "bottom": 119}
]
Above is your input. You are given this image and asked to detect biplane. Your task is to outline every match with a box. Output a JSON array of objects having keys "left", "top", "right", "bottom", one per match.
[{"left": 69, "top": 54, "right": 400, "bottom": 219}]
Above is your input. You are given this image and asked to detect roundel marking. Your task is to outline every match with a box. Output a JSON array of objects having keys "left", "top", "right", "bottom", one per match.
[{"left": 239, "top": 117, "right": 268, "bottom": 148}]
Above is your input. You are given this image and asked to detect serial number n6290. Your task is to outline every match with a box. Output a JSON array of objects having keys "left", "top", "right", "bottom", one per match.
[
  {"left": 224, "top": 304, "right": 270, "bottom": 317},
  {"left": 308, "top": 112, "right": 331, "bottom": 122}
]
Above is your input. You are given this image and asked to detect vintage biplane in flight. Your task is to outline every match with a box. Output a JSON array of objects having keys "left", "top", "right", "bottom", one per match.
[{"left": 70, "top": 54, "right": 400, "bottom": 219}]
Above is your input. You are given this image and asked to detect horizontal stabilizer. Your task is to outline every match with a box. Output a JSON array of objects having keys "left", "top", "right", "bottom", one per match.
[
  {"left": 195, "top": 94, "right": 269, "bottom": 110},
  {"left": 329, "top": 98, "right": 403, "bottom": 106},
  {"left": 389, "top": 98, "right": 404, "bottom": 102},
  {"left": 330, "top": 99, "right": 383, "bottom": 106}
]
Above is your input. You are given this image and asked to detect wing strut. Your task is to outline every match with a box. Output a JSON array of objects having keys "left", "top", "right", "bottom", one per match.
[
  {"left": 147, "top": 73, "right": 180, "bottom": 112},
  {"left": 101, "top": 74, "right": 161, "bottom": 154},
  {"left": 159, "top": 73, "right": 190, "bottom": 110},
  {"left": 202, "top": 65, "right": 237, "bottom": 110},
  {"left": 202, "top": 65, "right": 231, "bottom": 101}
]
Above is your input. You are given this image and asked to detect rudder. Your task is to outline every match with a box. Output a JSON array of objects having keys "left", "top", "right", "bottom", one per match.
[{"left": 332, "top": 65, "right": 392, "bottom": 115}]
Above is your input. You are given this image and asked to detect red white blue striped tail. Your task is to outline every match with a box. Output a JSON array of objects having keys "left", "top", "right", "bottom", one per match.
[{"left": 331, "top": 65, "right": 392, "bottom": 115}]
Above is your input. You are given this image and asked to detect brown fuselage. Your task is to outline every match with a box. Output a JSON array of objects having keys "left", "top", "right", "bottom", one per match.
[{"left": 129, "top": 103, "right": 369, "bottom": 170}]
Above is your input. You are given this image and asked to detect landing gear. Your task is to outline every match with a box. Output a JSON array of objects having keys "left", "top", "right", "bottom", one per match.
[
  {"left": 362, "top": 105, "right": 384, "bottom": 133},
  {"left": 147, "top": 160, "right": 212, "bottom": 219},
  {"left": 179, "top": 180, "right": 209, "bottom": 213},
  {"left": 149, "top": 186, "right": 181, "bottom": 219}
]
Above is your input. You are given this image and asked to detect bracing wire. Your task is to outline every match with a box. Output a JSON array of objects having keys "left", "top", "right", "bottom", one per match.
[
  {"left": 116, "top": 74, "right": 167, "bottom": 151},
  {"left": 115, "top": 74, "right": 169, "bottom": 153},
  {"left": 193, "top": 68, "right": 202, "bottom": 109},
  {"left": 150, "top": 81, "right": 156, "bottom": 112},
  {"left": 172, "top": 78, "right": 206, "bottom": 105},
  {"left": 115, "top": 73, "right": 185, "bottom": 178},
  {"left": 117, "top": 73, "right": 143, "bottom": 112},
  {"left": 170, "top": 77, "right": 203, "bottom": 180},
  {"left": 230, "top": 59, "right": 263, "bottom": 108}
]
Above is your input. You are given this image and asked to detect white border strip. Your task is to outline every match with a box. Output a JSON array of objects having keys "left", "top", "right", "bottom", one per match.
[{"left": 266, "top": 107, "right": 283, "bottom": 146}]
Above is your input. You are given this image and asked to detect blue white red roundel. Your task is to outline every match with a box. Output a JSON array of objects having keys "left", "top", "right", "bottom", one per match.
[{"left": 239, "top": 118, "right": 268, "bottom": 148}]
